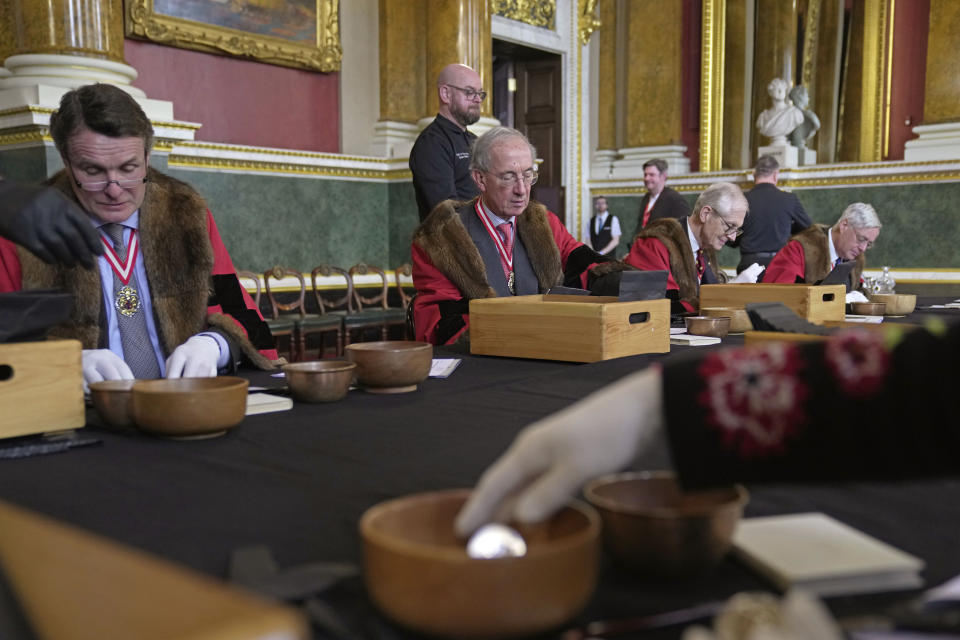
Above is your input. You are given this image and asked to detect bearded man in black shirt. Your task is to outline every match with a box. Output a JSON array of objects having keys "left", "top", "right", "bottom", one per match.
[{"left": 409, "top": 63, "right": 485, "bottom": 221}]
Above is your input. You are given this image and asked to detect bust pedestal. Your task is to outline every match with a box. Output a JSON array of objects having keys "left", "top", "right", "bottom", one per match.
[{"left": 758, "top": 144, "right": 799, "bottom": 169}]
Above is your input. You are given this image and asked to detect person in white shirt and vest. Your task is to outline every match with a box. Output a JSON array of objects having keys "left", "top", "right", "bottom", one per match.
[{"left": 588, "top": 196, "right": 621, "bottom": 258}]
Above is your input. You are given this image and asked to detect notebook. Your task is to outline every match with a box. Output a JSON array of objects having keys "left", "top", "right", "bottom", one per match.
[
  {"left": 245, "top": 393, "right": 293, "bottom": 416},
  {"left": 669, "top": 334, "right": 721, "bottom": 346},
  {"left": 733, "top": 513, "right": 924, "bottom": 597}
]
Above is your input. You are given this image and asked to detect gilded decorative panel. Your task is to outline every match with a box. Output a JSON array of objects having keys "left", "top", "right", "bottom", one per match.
[
  {"left": 125, "top": 0, "right": 341, "bottom": 72},
  {"left": 492, "top": 0, "right": 555, "bottom": 30}
]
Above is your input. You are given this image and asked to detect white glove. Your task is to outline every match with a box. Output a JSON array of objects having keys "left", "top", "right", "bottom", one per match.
[
  {"left": 165, "top": 335, "right": 220, "bottom": 378},
  {"left": 730, "top": 263, "right": 764, "bottom": 284},
  {"left": 454, "top": 367, "right": 665, "bottom": 537},
  {"left": 845, "top": 290, "right": 869, "bottom": 303},
  {"left": 82, "top": 349, "right": 134, "bottom": 392}
]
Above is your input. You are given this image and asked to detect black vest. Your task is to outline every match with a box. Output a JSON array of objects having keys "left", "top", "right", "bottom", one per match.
[
  {"left": 458, "top": 205, "right": 539, "bottom": 296},
  {"left": 590, "top": 214, "right": 615, "bottom": 256}
]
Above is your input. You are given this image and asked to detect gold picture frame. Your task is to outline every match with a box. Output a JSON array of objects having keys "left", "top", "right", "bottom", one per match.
[{"left": 125, "top": 0, "right": 341, "bottom": 73}]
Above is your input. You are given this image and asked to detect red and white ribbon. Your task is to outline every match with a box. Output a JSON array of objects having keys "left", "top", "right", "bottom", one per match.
[{"left": 100, "top": 230, "right": 139, "bottom": 285}]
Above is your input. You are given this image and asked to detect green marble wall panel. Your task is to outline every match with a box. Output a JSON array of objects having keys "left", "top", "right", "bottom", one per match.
[
  {"left": 789, "top": 183, "right": 960, "bottom": 268},
  {"left": 165, "top": 170, "right": 391, "bottom": 272},
  {"left": 0, "top": 146, "right": 59, "bottom": 182},
  {"left": 388, "top": 180, "right": 418, "bottom": 267},
  {"left": 609, "top": 183, "right": 960, "bottom": 269}
]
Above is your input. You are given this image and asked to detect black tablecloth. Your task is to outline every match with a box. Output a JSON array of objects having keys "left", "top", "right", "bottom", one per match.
[{"left": 2, "top": 301, "right": 959, "bottom": 638}]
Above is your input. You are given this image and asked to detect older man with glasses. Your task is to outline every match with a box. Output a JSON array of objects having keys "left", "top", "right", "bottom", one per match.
[
  {"left": 625, "top": 182, "right": 764, "bottom": 314},
  {"left": 763, "top": 202, "right": 881, "bottom": 292},
  {"left": 409, "top": 63, "right": 487, "bottom": 221},
  {"left": 411, "top": 127, "right": 619, "bottom": 345},
  {"left": 0, "top": 83, "right": 278, "bottom": 389}
]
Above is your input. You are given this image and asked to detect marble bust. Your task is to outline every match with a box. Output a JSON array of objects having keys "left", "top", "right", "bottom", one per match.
[
  {"left": 756, "top": 78, "right": 804, "bottom": 145},
  {"left": 787, "top": 85, "right": 820, "bottom": 148}
]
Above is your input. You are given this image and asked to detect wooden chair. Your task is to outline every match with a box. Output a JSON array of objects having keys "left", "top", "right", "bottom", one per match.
[
  {"left": 239, "top": 269, "right": 295, "bottom": 359},
  {"left": 311, "top": 264, "right": 400, "bottom": 347},
  {"left": 349, "top": 263, "right": 407, "bottom": 341},
  {"left": 263, "top": 266, "right": 342, "bottom": 361},
  {"left": 394, "top": 264, "right": 416, "bottom": 339}
]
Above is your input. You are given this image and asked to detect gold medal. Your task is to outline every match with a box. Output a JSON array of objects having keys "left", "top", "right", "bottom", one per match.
[
  {"left": 115, "top": 285, "right": 141, "bottom": 317},
  {"left": 507, "top": 271, "right": 515, "bottom": 295}
]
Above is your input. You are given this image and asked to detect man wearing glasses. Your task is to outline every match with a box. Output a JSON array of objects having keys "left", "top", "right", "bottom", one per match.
[
  {"left": 409, "top": 63, "right": 485, "bottom": 221},
  {"left": 625, "top": 182, "right": 763, "bottom": 314},
  {"left": 0, "top": 84, "right": 278, "bottom": 389},
  {"left": 763, "top": 202, "right": 881, "bottom": 290},
  {"left": 411, "top": 127, "right": 616, "bottom": 345}
]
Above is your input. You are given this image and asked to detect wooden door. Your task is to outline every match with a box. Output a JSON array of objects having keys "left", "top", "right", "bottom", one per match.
[{"left": 515, "top": 57, "right": 564, "bottom": 218}]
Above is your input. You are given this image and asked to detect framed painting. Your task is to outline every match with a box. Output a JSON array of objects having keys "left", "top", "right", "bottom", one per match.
[{"left": 125, "top": 0, "right": 341, "bottom": 72}]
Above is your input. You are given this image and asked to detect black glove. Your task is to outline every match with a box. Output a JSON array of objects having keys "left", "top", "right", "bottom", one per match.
[{"left": 0, "top": 180, "right": 103, "bottom": 268}]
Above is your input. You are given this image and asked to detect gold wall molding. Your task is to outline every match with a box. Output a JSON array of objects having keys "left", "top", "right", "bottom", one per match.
[
  {"left": 699, "top": 0, "right": 725, "bottom": 171},
  {"left": 125, "top": 0, "right": 342, "bottom": 73},
  {"left": 492, "top": 0, "right": 556, "bottom": 30},
  {"left": 578, "top": 0, "right": 600, "bottom": 45},
  {"left": 168, "top": 154, "right": 411, "bottom": 181}
]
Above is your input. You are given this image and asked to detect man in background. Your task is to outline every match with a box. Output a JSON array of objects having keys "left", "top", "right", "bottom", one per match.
[
  {"left": 588, "top": 196, "right": 621, "bottom": 257},
  {"left": 734, "top": 155, "right": 811, "bottom": 273},
  {"left": 633, "top": 158, "right": 689, "bottom": 234},
  {"left": 409, "top": 63, "right": 485, "bottom": 221},
  {"left": 763, "top": 202, "right": 880, "bottom": 291},
  {"left": 625, "top": 182, "right": 762, "bottom": 313}
]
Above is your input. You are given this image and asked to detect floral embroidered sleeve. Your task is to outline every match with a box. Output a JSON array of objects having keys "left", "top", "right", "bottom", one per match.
[{"left": 663, "top": 320, "right": 960, "bottom": 488}]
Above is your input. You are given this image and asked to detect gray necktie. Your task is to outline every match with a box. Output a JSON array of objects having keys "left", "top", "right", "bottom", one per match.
[{"left": 103, "top": 223, "right": 161, "bottom": 379}]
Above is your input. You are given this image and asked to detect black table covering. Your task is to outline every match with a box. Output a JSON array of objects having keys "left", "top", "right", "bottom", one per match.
[{"left": 1, "top": 301, "right": 959, "bottom": 639}]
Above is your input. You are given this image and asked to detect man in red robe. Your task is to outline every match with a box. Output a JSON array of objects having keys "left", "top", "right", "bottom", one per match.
[
  {"left": 762, "top": 202, "right": 881, "bottom": 289},
  {"left": 412, "top": 127, "right": 618, "bottom": 345},
  {"left": 624, "top": 182, "right": 761, "bottom": 314},
  {"left": 0, "top": 84, "right": 277, "bottom": 388}
]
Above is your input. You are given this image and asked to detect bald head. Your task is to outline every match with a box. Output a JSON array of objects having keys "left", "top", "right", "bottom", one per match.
[{"left": 437, "top": 64, "right": 483, "bottom": 129}]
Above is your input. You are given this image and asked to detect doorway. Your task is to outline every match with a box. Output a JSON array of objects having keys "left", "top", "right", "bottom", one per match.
[{"left": 492, "top": 40, "right": 564, "bottom": 219}]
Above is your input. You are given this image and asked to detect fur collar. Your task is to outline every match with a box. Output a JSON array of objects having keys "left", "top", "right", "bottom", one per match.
[
  {"left": 793, "top": 224, "right": 865, "bottom": 285},
  {"left": 20, "top": 168, "right": 213, "bottom": 353},
  {"left": 634, "top": 217, "right": 720, "bottom": 308},
  {"left": 412, "top": 198, "right": 563, "bottom": 298}
]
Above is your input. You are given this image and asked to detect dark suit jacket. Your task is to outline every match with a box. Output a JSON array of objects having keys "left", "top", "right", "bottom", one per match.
[
  {"left": 738, "top": 183, "right": 811, "bottom": 254},
  {"left": 634, "top": 186, "right": 690, "bottom": 235}
]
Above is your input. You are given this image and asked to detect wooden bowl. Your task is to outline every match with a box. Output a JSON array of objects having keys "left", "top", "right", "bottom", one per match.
[
  {"left": 700, "top": 307, "right": 753, "bottom": 333},
  {"left": 283, "top": 361, "right": 355, "bottom": 403},
  {"left": 869, "top": 293, "right": 916, "bottom": 315},
  {"left": 345, "top": 341, "right": 432, "bottom": 393},
  {"left": 88, "top": 380, "right": 136, "bottom": 429},
  {"left": 685, "top": 315, "right": 731, "bottom": 338},
  {"left": 130, "top": 377, "right": 249, "bottom": 438},
  {"left": 360, "top": 489, "right": 600, "bottom": 638},
  {"left": 849, "top": 301, "right": 886, "bottom": 316},
  {"left": 584, "top": 471, "right": 747, "bottom": 578}
]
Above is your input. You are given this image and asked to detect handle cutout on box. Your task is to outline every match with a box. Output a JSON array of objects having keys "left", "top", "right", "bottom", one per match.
[
  {"left": 0, "top": 364, "right": 12, "bottom": 381},
  {"left": 628, "top": 312, "right": 650, "bottom": 325},
  {"left": 822, "top": 293, "right": 835, "bottom": 302}
]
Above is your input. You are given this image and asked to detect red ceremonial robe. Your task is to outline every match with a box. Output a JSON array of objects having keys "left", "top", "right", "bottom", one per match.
[
  {"left": 0, "top": 168, "right": 278, "bottom": 368},
  {"left": 412, "top": 198, "right": 601, "bottom": 345}
]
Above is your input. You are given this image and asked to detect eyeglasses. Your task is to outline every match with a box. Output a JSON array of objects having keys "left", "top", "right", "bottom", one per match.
[
  {"left": 489, "top": 169, "right": 538, "bottom": 188},
  {"left": 73, "top": 176, "right": 148, "bottom": 192},
  {"left": 854, "top": 232, "right": 875, "bottom": 250},
  {"left": 710, "top": 210, "right": 743, "bottom": 238},
  {"left": 446, "top": 84, "right": 487, "bottom": 101}
]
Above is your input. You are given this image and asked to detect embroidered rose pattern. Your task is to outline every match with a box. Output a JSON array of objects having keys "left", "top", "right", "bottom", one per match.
[
  {"left": 823, "top": 330, "right": 890, "bottom": 396},
  {"left": 697, "top": 343, "right": 808, "bottom": 457}
]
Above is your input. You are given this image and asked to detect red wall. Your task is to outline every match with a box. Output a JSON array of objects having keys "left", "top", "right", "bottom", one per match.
[
  {"left": 124, "top": 40, "right": 340, "bottom": 152},
  {"left": 682, "top": 0, "right": 702, "bottom": 172},
  {"left": 886, "top": 0, "right": 929, "bottom": 160}
]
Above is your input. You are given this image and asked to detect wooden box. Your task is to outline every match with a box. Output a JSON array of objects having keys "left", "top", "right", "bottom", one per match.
[
  {"left": 699, "top": 284, "right": 846, "bottom": 324},
  {"left": 0, "top": 339, "right": 85, "bottom": 438},
  {"left": 469, "top": 295, "right": 670, "bottom": 362}
]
